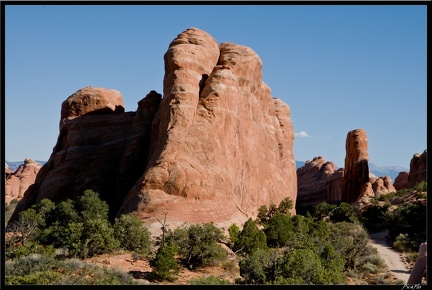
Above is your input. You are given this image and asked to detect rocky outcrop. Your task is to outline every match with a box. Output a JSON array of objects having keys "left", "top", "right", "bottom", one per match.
[
  {"left": 5, "top": 159, "right": 42, "bottom": 204},
  {"left": 391, "top": 150, "right": 426, "bottom": 190},
  {"left": 8, "top": 28, "right": 297, "bottom": 234},
  {"left": 407, "top": 150, "right": 427, "bottom": 188},
  {"left": 296, "top": 156, "right": 344, "bottom": 207},
  {"left": 342, "top": 129, "right": 370, "bottom": 204},
  {"left": 118, "top": 28, "right": 297, "bottom": 232},
  {"left": 9, "top": 88, "right": 161, "bottom": 223},
  {"left": 296, "top": 129, "right": 397, "bottom": 210},
  {"left": 393, "top": 172, "right": 409, "bottom": 190}
]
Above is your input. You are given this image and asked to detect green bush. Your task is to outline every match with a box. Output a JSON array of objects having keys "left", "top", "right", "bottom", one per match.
[
  {"left": 238, "top": 248, "right": 272, "bottom": 284},
  {"left": 387, "top": 202, "right": 426, "bottom": 252},
  {"left": 328, "top": 222, "right": 371, "bottom": 270},
  {"left": 150, "top": 242, "right": 179, "bottom": 282},
  {"left": 5, "top": 253, "right": 139, "bottom": 285},
  {"left": 414, "top": 181, "right": 427, "bottom": 192},
  {"left": 227, "top": 223, "right": 240, "bottom": 248},
  {"left": 113, "top": 213, "right": 152, "bottom": 256},
  {"left": 264, "top": 213, "right": 293, "bottom": 247},
  {"left": 170, "top": 223, "right": 227, "bottom": 270},
  {"left": 277, "top": 248, "right": 327, "bottom": 284},
  {"left": 234, "top": 218, "right": 268, "bottom": 255}
]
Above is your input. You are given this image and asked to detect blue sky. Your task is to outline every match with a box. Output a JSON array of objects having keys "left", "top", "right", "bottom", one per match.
[{"left": 4, "top": 4, "right": 427, "bottom": 169}]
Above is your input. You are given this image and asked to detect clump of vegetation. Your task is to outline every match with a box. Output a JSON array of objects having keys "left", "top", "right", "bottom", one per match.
[
  {"left": 6, "top": 190, "right": 155, "bottom": 260},
  {"left": 149, "top": 242, "right": 179, "bottom": 282},
  {"left": 169, "top": 222, "right": 227, "bottom": 270},
  {"left": 189, "top": 275, "right": 232, "bottom": 285},
  {"left": 5, "top": 253, "right": 140, "bottom": 285}
]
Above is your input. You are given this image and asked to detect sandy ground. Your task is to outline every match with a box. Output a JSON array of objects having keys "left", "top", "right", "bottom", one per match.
[{"left": 368, "top": 230, "right": 411, "bottom": 283}]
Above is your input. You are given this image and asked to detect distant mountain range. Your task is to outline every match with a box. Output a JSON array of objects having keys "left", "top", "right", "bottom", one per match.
[
  {"left": 295, "top": 161, "right": 408, "bottom": 181},
  {"left": 6, "top": 160, "right": 408, "bottom": 182}
]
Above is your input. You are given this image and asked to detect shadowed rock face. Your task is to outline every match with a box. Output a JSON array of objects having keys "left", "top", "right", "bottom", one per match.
[
  {"left": 343, "top": 129, "right": 370, "bottom": 203},
  {"left": 9, "top": 88, "right": 162, "bottom": 223},
  {"left": 296, "top": 156, "right": 344, "bottom": 207},
  {"left": 391, "top": 150, "right": 426, "bottom": 191},
  {"left": 407, "top": 150, "right": 427, "bottom": 188},
  {"left": 8, "top": 28, "right": 297, "bottom": 233}
]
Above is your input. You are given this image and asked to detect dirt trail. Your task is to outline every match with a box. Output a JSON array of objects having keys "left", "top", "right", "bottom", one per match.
[{"left": 368, "top": 230, "right": 410, "bottom": 283}]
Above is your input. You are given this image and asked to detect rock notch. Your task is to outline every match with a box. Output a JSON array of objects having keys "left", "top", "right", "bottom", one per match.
[{"left": 8, "top": 28, "right": 297, "bottom": 234}]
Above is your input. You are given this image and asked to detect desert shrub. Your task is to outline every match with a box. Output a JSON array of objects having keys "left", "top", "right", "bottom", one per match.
[
  {"left": 170, "top": 223, "right": 227, "bottom": 270},
  {"left": 387, "top": 202, "right": 426, "bottom": 252},
  {"left": 256, "top": 197, "right": 293, "bottom": 225},
  {"left": 189, "top": 275, "right": 232, "bottom": 285},
  {"left": 150, "top": 242, "right": 179, "bottom": 282},
  {"left": 78, "top": 218, "right": 120, "bottom": 258},
  {"left": 234, "top": 218, "right": 268, "bottom": 255},
  {"left": 5, "top": 254, "right": 139, "bottom": 285},
  {"left": 10, "top": 190, "right": 121, "bottom": 259},
  {"left": 328, "top": 222, "right": 371, "bottom": 270},
  {"left": 238, "top": 248, "right": 273, "bottom": 284},
  {"left": 5, "top": 241, "right": 56, "bottom": 260},
  {"left": 359, "top": 203, "right": 390, "bottom": 233},
  {"left": 277, "top": 248, "right": 327, "bottom": 285},
  {"left": 414, "top": 181, "right": 427, "bottom": 192},
  {"left": 113, "top": 213, "right": 152, "bottom": 256},
  {"left": 227, "top": 223, "right": 240, "bottom": 248},
  {"left": 329, "top": 202, "right": 358, "bottom": 223},
  {"left": 263, "top": 213, "right": 293, "bottom": 247},
  {"left": 311, "top": 201, "right": 337, "bottom": 221}
]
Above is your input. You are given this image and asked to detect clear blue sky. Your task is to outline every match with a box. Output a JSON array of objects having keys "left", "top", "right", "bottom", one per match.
[{"left": 4, "top": 4, "right": 427, "bottom": 169}]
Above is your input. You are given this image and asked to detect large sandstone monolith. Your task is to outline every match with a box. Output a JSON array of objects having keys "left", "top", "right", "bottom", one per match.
[
  {"left": 118, "top": 28, "right": 297, "bottom": 232},
  {"left": 342, "top": 129, "right": 370, "bottom": 203},
  {"left": 8, "top": 28, "right": 297, "bottom": 235},
  {"left": 5, "top": 159, "right": 42, "bottom": 204}
]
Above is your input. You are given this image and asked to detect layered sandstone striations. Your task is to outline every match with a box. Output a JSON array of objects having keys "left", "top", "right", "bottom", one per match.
[
  {"left": 118, "top": 28, "right": 297, "bottom": 232},
  {"left": 9, "top": 28, "right": 297, "bottom": 233},
  {"left": 5, "top": 159, "right": 42, "bottom": 204}
]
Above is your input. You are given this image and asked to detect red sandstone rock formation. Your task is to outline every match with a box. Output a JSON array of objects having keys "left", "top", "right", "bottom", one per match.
[
  {"left": 342, "top": 129, "right": 370, "bottom": 203},
  {"left": 407, "top": 150, "right": 427, "bottom": 188},
  {"left": 118, "top": 28, "right": 297, "bottom": 231},
  {"left": 9, "top": 88, "right": 161, "bottom": 223},
  {"left": 296, "top": 156, "right": 344, "bottom": 207},
  {"left": 5, "top": 159, "right": 42, "bottom": 204},
  {"left": 393, "top": 172, "right": 409, "bottom": 190},
  {"left": 392, "top": 150, "right": 426, "bottom": 191},
  {"left": 296, "top": 129, "right": 397, "bottom": 210},
  {"left": 8, "top": 28, "right": 297, "bottom": 234}
]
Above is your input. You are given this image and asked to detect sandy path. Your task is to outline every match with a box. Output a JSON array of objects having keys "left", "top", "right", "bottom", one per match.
[{"left": 368, "top": 230, "right": 411, "bottom": 283}]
